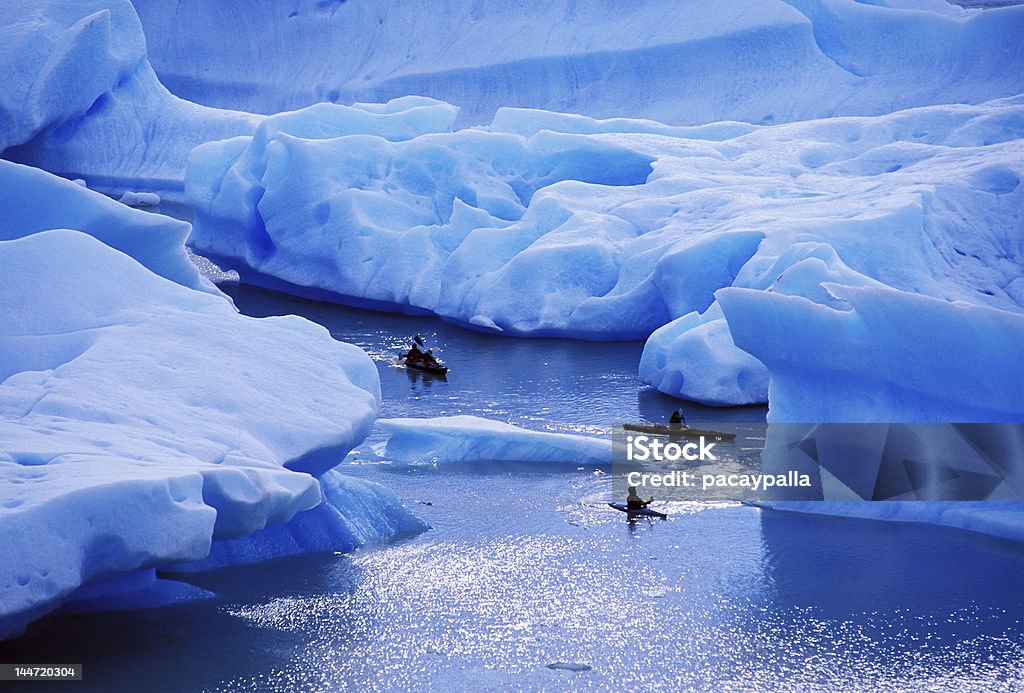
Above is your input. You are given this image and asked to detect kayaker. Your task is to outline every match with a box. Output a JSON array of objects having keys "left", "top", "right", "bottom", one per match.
[
  {"left": 406, "top": 342, "right": 425, "bottom": 363},
  {"left": 626, "top": 486, "right": 653, "bottom": 510},
  {"left": 669, "top": 409, "right": 686, "bottom": 427},
  {"left": 422, "top": 349, "right": 440, "bottom": 367},
  {"left": 405, "top": 335, "right": 428, "bottom": 363}
]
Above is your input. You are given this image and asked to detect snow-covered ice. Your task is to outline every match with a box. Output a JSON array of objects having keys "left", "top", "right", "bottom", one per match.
[
  {"left": 0, "top": 229, "right": 419, "bottom": 639},
  {"left": 378, "top": 416, "right": 612, "bottom": 465}
]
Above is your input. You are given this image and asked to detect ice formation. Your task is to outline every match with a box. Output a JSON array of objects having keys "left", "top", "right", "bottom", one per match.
[
  {"left": 378, "top": 416, "right": 612, "bottom": 465},
  {"left": 0, "top": 0, "right": 256, "bottom": 199},
  {"left": 6, "top": 0, "right": 1023, "bottom": 421},
  {"left": 0, "top": 159, "right": 211, "bottom": 292},
  {"left": 0, "top": 1, "right": 435, "bottom": 641},
  {"left": 189, "top": 95, "right": 1024, "bottom": 419},
  {"left": 759, "top": 501, "right": 1024, "bottom": 543},
  {"left": 118, "top": 190, "right": 160, "bottom": 207},
  {"left": 2, "top": 0, "right": 1023, "bottom": 640},
  {"left": 134, "top": 0, "right": 1024, "bottom": 127},
  {"left": 169, "top": 470, "right": 428, "bottom": 573},
  {"left": 0, "top": 228, "right": 410, "bottom": 639}
]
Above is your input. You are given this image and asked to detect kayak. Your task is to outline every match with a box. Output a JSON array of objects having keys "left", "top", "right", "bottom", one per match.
[
  {"left": 608, "top": 502, "right": 668, "bottom": 519},
  {"left": 622, "top": 423, "right": 735, "bottom": 442},
  {"left": 401, "top": 358, "right": 448, "bottom": 375}
]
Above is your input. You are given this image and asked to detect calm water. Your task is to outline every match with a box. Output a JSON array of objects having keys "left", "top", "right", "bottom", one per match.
[{"left": 4, "top": 285, "right": 1023, "bottom": 692}]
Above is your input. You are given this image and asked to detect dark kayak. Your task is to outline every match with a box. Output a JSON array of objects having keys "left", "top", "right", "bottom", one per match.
[
  {"left": 608, "top": 502, "right": 668, "bottom": 519},
  {"left": 622, "top": 423, "right": 735, "bottom": 442},
  {"left": 401, "top": 357, "right": 448, "bottom": 375}
]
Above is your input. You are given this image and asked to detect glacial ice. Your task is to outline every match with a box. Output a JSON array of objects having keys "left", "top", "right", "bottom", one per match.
[
  {"left": 118, "top": 190, "right": 160, "bottom": 207},
  {"left": 168, "top": 470, "right": 429, "bottom": 573},
  {"left": 7, "top": 0, "right": 1023, "bottom": 422},
  {"left": 378, "top": 416, "right": 612, "bottom": 466},
  {"left": 719, "top": 284, "right": 1024, "bottom": 422},
  {"left": 0, "top": 159, "right": 211, "bottom": 293},
  {"left": 0, "top": 0, "right": 256, "bottom": 199},
  {"left": 759, "top": 502, "right": 1024, "bottom": 544},
  {"left": 188, "top": 94, "right": 1024, "bottom": 419},
  {"left": 0, "top": 229, "right": 409, "bottom": 639},
  {"left": 1, "top": 0, "right": 1022, "bottom": 641},
  {"left": 133, "top": 0, "right": 1024, "bottom": 127}
]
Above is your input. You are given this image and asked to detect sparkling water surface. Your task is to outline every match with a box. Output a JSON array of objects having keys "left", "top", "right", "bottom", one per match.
[{"left": 4, "top": 285, "right": 1022, "bottom": 692}]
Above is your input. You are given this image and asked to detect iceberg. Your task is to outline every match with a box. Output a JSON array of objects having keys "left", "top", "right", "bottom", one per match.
[
  {"left": 188, "top": 94, "right": 1024, "bottom": 418},
  {"left": 133, "top": 0, "right": 1024, "bottom": 127},
  {"left": 0, "top": 229, "right": 415, "bottom": 639},
  {"left": 719, "top": 284, "right": 1024, "bottom": 422},
  {"left": 118, "top": 190, "right": 160, "bottom": 207},
  {"left": 6, "top": 0, "right": 1021, "bottom": 422},
  {"left": 0, "top": 0, "right": 257, "bottom": 199},
  {"left": 0, "top": 159, "right": 211, "bottom": 292},
  {"left": 756, "top": 502, "right": 1024, "bottom": 544},
  {"left": 187, "top": 103, "right": 656, "bottom": 332},
  {"left": 378, "top": 416, "right": 612, "bottom": 465},
  {"left": 170, "top": 470, "right": 429, "bottom": 573}
]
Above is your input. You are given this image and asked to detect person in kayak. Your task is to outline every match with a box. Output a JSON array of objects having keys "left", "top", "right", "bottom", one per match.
[
  {"left": 626, "top": 485, "right": 653, "bottom": 510},
  {"left": 405, "top": 335, "right": 428, "bottom": 364},
  {"left": 669, "top": 409, "right": 687, "bottom": 427},
  {"left": 406, "top": 342, "right": 424, "bottom": 364}
]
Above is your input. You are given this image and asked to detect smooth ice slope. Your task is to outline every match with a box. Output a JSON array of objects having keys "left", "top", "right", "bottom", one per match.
[
  {"left": 0, "top": 0, "right": 256, "bottom": 198},
  {"left": 0, "top": 160, "right": 211, "bottom": 292},
  {"left": 378, "top": 416, "right": 612, "bottom": 465},
  {"left": 0, "top": 230, "right": 388, "bottom": 639},
  {"left": 133, "top": 0, "right": 1024, "bottom": 127}
]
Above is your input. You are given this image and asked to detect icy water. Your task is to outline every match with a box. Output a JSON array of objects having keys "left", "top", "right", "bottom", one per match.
[{"left": 4, "top": 286, "right": 1024, "bottom": 692}]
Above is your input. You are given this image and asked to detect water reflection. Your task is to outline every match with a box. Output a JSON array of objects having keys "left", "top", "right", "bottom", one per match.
[{"left": 223, "top": 284, "right": 768, "bottom": 433}]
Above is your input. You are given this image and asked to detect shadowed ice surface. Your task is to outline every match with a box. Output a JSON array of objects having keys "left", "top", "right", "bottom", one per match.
[{"left": 3, "top": 286, "right": 1021, "bottom": 691}]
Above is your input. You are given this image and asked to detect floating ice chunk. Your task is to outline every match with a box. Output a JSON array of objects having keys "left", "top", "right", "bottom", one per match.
[
  {"left": 118, "top": 190, "right": 160, "bottom": 207},
  {"left": 171, "top": 471, "right": 429, "bottom": 572},
  {"left": 639, "top": 304, "right": 769, "bottom": 406},
  {"left": 545, "top": 662, "right": 593, "bottom": 672},
  {"left": 378, "top": 416, "right": 612, "bottom": 465},
  {"left": 0, "top": 229, "right": 389, "bottom": 639},
  {"left": 718, "top": 283, "right": 1024, "bottom": 422}
]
